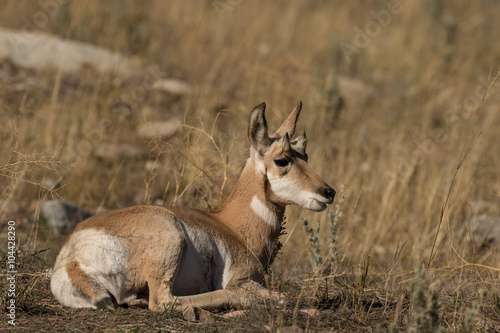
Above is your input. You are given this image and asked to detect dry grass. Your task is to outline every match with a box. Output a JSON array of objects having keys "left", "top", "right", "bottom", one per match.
[{"left": 1, "top": 0, "right": 500, "bottom": 331}]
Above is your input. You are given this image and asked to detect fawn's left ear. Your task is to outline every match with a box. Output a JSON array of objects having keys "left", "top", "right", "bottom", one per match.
[
  {"left": 248, "top": 102, "right": 271, "bottom": 154},
  {"left": 275, "top": 101, "right": 302, "bottom": 138}
]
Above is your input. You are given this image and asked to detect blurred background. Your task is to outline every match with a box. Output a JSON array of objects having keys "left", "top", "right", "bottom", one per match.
[{"left": 1, "top": 0, "right": 500, "bottom": 284}]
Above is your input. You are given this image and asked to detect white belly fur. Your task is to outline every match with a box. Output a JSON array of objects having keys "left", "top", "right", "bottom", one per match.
[{"left": 172, "top": 224, "right": 232, "bottom": 295}]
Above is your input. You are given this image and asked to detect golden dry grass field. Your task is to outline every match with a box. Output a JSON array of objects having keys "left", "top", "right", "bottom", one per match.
[{"left": 1, "top": 1, "right": 500, "bottom": 332}]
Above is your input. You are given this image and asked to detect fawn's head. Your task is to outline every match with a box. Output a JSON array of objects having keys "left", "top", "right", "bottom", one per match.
[{"left": 248, "top": 102, "right": 335, "bottom": 211}]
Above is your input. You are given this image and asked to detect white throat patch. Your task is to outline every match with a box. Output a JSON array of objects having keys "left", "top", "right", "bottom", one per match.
[{"left": 250, "top": 196, "right": 279, "bottom": 229}]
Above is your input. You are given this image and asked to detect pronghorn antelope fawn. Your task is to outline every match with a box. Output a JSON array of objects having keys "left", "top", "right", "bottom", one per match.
[{"left": 51, "top": 101, "right": 335, "bottom": 313}]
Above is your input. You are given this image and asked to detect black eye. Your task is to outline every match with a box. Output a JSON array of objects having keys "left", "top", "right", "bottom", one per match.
[{"left": 274, "top": 158, "right": 289, "bottom": 168}]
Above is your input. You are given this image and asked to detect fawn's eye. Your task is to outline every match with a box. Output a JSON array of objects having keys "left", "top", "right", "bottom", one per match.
[{"left": 273, "top": 158, "right": 290, "bottom": 168}]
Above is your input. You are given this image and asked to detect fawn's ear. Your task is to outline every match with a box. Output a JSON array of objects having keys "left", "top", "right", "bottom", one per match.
[
  {"left": 292, "top": 131, "right": 307, "bottom": 155},
  {"left": 275, "top": 101, "right": 302, "bottom": 138},
  {"left": 248, "top": 102, "right": 271, "bottom": 154}
]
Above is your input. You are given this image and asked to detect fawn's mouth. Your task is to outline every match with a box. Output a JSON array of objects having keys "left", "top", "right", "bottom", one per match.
[{"left": 310, "top": 198, "right": 328, "bottom": 211}]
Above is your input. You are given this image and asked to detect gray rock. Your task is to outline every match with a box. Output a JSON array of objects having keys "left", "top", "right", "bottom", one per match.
[
  {"left": 337, "top": 75, "right": 376, "bottom": 100},
  {"left": 0, "top": 29, "right": 142, "bottom": 78},
  {"left": 94, "top": 143, "right": 148, "bottom": 161},
  {"left": 39, "top": 200, "right": 94, "bottom": 235},
  {"left": 152, "top": 78, "right": 191, "bottom": 95},
  {"left": 471, "top": 215, "right": 500, "bottom": 247},
  {"left": 136, "top": 119, "right": 182, "bottom": 140},
  {"left": 133, "top": 189, "right": 165, "bottom": 206}
]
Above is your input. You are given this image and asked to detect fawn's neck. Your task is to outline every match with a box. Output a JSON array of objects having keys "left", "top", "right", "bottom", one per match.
[{"left": 212, "top": 157, "right": 284, "bottom": 266}]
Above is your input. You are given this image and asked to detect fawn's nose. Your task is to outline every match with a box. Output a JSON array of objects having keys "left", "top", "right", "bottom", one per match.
[{"left": 319, "top": 186, "right": 335, "bottom": 203}]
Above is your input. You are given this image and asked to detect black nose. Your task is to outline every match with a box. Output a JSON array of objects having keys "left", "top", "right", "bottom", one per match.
[{"left": 320, "top": 186, "right": 335, "bottom": 203}]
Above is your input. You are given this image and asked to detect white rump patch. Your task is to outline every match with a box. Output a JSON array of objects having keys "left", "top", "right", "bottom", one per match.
[
  {"left": 251, "top": 196, "right": 279, "bottom": 229},
  {"left": 51, "top": 229, "right": 132, "bottom": 308}
]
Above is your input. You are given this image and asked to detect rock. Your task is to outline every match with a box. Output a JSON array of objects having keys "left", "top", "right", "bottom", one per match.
[
  {"left": 94, "top": 143, "right": 148, "bottom": 161},
  {"left": 256, "top": 42, "right": 271, "bottom": 57},
  {"left": 0, "top": 29, "right": 142, "bottom": 78},
  {"left": 152, "top": 199, "right": 164, "bottom": 206},
  {"left": 42, "top": 177, "right": 58, "bottom": 189},
  {"left": 337, "top": 76, "right": 375, "bottom": 102},
  {"left": 222, "top": 310, "right": 246, "bottom": 318},
  {"left": 137, "top": 119, "right": 182, "bottom": 140},
  {"left": 152, "top": 78, "right": 191, "bottom": 95},
  {"left": 471, "top": 215, "right": 500, "bottom": 247},
  {"left": 39, "top": 200, "right": 94, "bottom": 234},
  {"left": 144, "top": 160, "right": 160, "bottom": 172},
  {"left": 133, "top": 189, "right": 164, "bottom": 206},
  {"left": 300, "top": 308, "right": 320, "bottom": 317}
]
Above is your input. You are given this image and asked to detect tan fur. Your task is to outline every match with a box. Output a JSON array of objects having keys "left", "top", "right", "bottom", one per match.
[
  {"left": 50, "top": 101, "right": 335, "bottom": 314},
  {"left": 212, "top": 160, "right": 284, "bottom": 264},
  {"left": 66, "top": 261, "right": 96, "bottom": 299}
]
